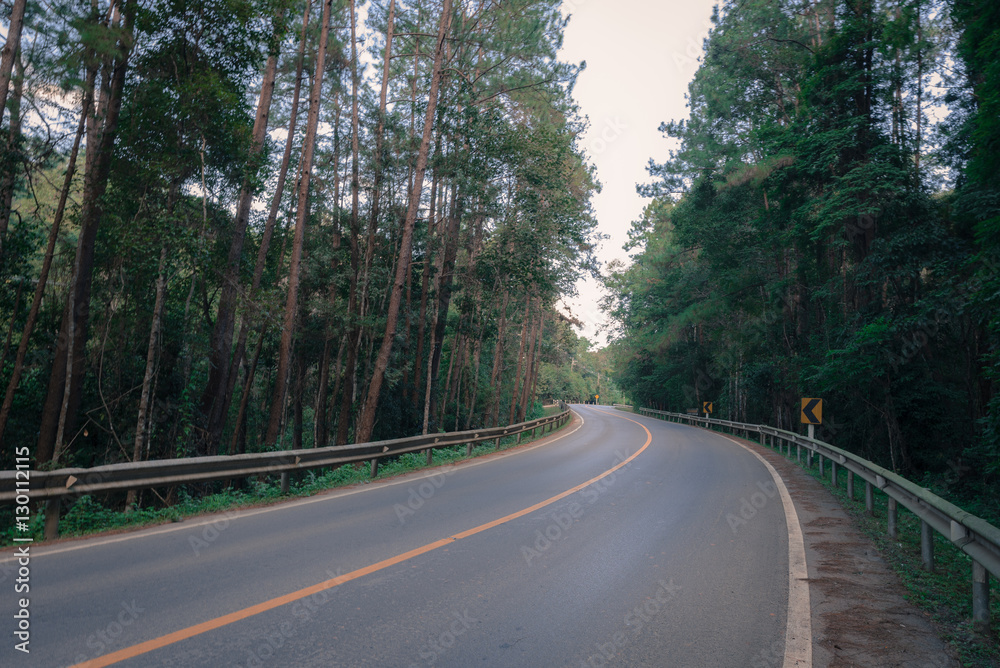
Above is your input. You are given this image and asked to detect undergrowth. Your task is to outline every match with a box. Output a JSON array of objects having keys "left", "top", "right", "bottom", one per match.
[{"left": 1, "top": 407, "right": 570, "bottom": 547}]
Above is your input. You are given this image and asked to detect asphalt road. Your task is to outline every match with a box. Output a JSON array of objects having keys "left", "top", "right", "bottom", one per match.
[{"left": 1, "top": 405, "right": 790, "bottom": 667}]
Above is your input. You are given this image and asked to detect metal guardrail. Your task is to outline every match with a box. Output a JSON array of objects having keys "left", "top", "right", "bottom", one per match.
[
  {"left": 2, "top": 407, "right": 572, "bottom": 539},
  {"left": 636, "top": 407, "right": 998, "bottom": 631}
]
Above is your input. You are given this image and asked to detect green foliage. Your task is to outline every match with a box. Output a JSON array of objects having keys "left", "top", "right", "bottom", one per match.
[
  {"left": 0, "top": 0, "right": 597, "bottom": 519},
  {"left": 604, "top": 0, "right": 999, "bottom": 506}
]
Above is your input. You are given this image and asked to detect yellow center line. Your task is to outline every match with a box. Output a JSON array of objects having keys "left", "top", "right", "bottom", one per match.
[{"left": 73, "top": 410, "right": 652, "bottom": 668}]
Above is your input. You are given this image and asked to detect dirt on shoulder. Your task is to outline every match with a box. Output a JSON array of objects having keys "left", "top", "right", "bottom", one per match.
[{"left": 738, "top": 436, "right": 958, "bottom": 668}]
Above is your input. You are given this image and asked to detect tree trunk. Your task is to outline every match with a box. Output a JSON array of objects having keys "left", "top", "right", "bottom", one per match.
[
  {"left": 914, "top": 4, "right": 922, "bottom": 173},
  {"left": 437, "top": 326, "right": 460, "bottom": 425},
  {"left": 422, "top": 320, "right": 438, "bottom": 436},
  {"left": 328, "top": 333, "right": 346, "bottom": 442},
  {"left": 521, "top": 309, "right": 544, "bottom": 421},
  {"left": 0, "top": 50, "right": 24, "bottom": 248},
  {"left": 335, "top": 0, "right": 364, "bottom": 446},
  {"left": 292, "top": 349, "right": 305, "bottom": 450},
  {"left": 0, "top": 278, "right": 22, "bottom": 374},
  {"left": 0, "top": 0, "right": 26, "bottom": 131},
  {"left": 400, "top": 216, "right": 416, "bottom": 394},
  {"left": 264, "top": 0, "right": 335, "bottom": 448},
  {"left": 126, "top": 245, "right": 168, "bottom": 509},
  {"left": 354, "top": 0, "right": 452, "bottom": 445},
  {"left": 422, "top": 234, "right": 445, "bottom": 436},
  {"left": 200, "top": 14, "right": 285, "bottom": 455},
  {"left": 314, "top": 334, "right": 331, "bottom": 449},
  {"left": 447, "top": 328, "right": 467, "bottom": 411},
  {"left": 464, "top": 331, "right": 482, "bottom": 429},
  {"left": 428, "top": 184, "right": 462, "bottom": 423},
  {"left": 35, "top": 3, "right": 133, "bottom": 465},
  {"left": 359, "top": 0, "right": 395, "bottom": 332},
  {"left": 223, "top": 0, "right": 311, "bottom": 444},
  {"left": 412, "top": 169, "right": 440, "bottom": 405},
  {"left": 508, "top": 297, "right": 531, "bottom": 425},
  {"left": 229, "top": 325, "right": 266, "bottom": 455},
  {"left": 487, "top": 287, "right": 509, "bottom": 426},
  {"left": 518, "top": 304, "right": 540, "bottom": 422}
]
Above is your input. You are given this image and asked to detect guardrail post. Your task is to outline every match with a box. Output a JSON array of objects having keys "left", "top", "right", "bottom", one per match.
[
  {"left": 865, "top": 481, "right": 874, "bottom": 515},
  {"left": 831, "top": 461, "right": 838, "bottom": 487},
  {"left": 280, "top": 472, "right": 290, "bottom": 494},
  {"left": 495, "top": 437, "right": 501, "bottom": 450},
  {"left": 847, "top": 471, "right": 855, "bottom": 499},
  {"left": 371, "top": 457, "right": 380, "bottom": 478},
  {"left": 973, "top": 560, "right": 990, "bottom": 633},
  {"left": 921, "top": 521, "right": 934, "bottom": 572},
  {"left": 796, "top": 444, "right": 801, "bottom": 463},
  {"left": 466, "top": 442, "right": 473, "bottom": 456},
  {"left": 818, "top": 454, "right": 824, "bottom": 477},
  {"left": 887, "top": 498, "right": 897, "bottom": 538},
  {"left": 807, "top": 449, "right": 813, "bottom": 469},
  {"left": 44, "top": 497, "right": 61, "bottom": 540}
]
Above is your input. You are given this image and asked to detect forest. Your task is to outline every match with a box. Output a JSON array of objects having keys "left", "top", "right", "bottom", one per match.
[
  {"left": 602, "top": 0, "right": 1000, "bottom": 511},
  {"left": 0, "top": 0, "right": 604, "bottom": 502}
]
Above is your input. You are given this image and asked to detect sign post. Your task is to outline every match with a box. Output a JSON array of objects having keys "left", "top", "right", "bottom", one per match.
[{"left": 801, "top": 397, "right": 823, "bottom": 440}]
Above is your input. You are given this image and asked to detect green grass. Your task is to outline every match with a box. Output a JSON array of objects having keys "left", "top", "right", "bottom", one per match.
[
  {"left": 1, "top": 415, "right": 572, "bottom": 547},
  {"left": 749, "top": 434, "right": 1000, "bottom": 667}
]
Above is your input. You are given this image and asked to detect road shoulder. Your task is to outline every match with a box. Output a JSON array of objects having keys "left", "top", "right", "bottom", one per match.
[{"left": 736, "top": 435, "right": 958, "bottom": 668}]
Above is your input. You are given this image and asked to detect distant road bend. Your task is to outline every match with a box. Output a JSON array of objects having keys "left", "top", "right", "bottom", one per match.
[{"left": 1, "top": 405, "right": 807, "bottom": 667}]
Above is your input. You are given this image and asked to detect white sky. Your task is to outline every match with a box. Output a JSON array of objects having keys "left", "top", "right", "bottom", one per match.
[{"left": 556, "top": 0, "right": 718, "bottom": 346}]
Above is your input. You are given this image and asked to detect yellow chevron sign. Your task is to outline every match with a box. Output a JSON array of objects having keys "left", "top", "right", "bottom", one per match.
[
  {"left": 801, "top": 398, "right": 822, "bottom": 425},
  {"left": 702, "top": 402, "right": 713, "bottom": 414}
]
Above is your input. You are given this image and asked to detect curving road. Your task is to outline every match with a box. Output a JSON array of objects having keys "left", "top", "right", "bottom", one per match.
[{"left": 1, "top": 406, "right": 795, "bottom": 667}]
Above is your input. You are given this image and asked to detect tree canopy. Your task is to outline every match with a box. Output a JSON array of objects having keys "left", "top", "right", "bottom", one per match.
[
  {"left": 0, "top": 0, "right": 599, "bottom": 515},
  {"left": 603, "top": 0, "right": 1000, "bottom": 511}
]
